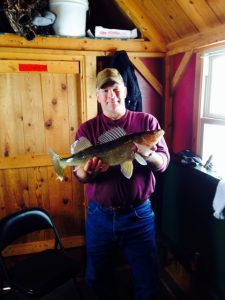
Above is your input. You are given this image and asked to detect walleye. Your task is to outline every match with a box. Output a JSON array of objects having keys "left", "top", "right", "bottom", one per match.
[{"left": 49, "top": 127, "right": 164, "bottom": 181}]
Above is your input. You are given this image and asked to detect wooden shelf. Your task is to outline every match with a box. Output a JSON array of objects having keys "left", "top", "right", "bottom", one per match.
[{"left": 0, "top": 33, "right": 162, "bottom": 53}]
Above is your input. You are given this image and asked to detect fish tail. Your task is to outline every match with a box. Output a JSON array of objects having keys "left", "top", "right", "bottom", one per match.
[{"left": 48, "top": 148, "right": 65, "bottom": 181}]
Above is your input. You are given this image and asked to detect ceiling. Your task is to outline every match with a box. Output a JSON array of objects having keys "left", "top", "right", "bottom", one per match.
[{"left": 114, "top": 0, "right": 225, "bottom": 53}]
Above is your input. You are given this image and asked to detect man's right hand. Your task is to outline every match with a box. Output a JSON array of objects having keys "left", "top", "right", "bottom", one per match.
[{"left": 75, "top": 157, "right": 109, "bottom": 182}]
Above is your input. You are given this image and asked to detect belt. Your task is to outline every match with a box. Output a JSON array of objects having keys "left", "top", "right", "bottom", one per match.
[{"left": 102, "top": 200, "right": 146, "bottom": 213}]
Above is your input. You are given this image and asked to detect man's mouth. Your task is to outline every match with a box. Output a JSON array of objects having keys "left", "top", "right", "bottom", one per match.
[{"left": 107, "top": 100, "right": 120, "bottom": 104}]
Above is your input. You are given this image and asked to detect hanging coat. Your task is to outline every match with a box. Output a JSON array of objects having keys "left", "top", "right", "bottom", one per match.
[{"left": 111, "top": 50, "right": 142, "bottom": 112}]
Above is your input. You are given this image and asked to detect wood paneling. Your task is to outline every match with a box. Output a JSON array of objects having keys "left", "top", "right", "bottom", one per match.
[
  {"left": 113, "top": 0, "right": 225, "bottom": 54},
  {"left": 141, "top": 0, "right": 198, "bottom": 40},
  {"left": 176, "top": 0, "right": 221, "bottom": 31}
]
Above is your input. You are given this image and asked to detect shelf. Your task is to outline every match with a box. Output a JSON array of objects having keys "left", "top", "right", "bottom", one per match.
[{"left": 0, "top": 33, "right": 162, "bottom": 53}]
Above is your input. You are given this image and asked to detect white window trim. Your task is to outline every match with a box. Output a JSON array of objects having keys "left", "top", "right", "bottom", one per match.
[
  {"left": 192, "top": 52, "right": 203, "bottom": 156},
  {"left": 193, "top": 48, "right": 225, "bottom": 178}
]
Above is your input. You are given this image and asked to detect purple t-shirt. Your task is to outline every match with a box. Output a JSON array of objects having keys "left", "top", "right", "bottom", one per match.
[{"left": 75, "top": 109, "right": 170, "bottom": 207}]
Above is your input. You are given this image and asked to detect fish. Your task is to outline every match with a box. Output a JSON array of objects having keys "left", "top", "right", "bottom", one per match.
[{"left": 48, "top": 127, "right": 164, "bottom": 181}]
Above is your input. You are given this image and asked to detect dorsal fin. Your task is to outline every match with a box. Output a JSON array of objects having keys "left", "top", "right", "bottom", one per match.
[
  {"left": 98, "top": 127, "right": 126, "bottom": 144},
  {"left": 71, "top": 137, "right": 92, "bottom": 154}
]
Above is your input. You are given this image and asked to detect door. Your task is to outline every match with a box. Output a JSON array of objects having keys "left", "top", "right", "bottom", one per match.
[{"left": 0, "top": 59, "right": 86, "bottom": 255}]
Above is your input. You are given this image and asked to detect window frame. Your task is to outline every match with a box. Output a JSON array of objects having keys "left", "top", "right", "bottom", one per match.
[{"left": 194, "top": 47, "right": 225, "bottom": 170}]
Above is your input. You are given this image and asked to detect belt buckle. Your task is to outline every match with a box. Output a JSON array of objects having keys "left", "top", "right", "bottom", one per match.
[
  {"left": 108, "top": 206, "right": 120, "bottom": 212},
  {"left": 109, "top": 205, "right": 133, "bottom": 213}
]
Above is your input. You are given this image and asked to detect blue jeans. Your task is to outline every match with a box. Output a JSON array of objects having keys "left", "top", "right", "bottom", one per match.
[{"left": 85, "top": 199, "right": 159, "bottom": 300}]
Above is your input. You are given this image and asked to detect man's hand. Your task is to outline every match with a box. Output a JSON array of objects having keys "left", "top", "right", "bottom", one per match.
[
  {"left": 136, "top": 144, "right": 157, "bottom": 158},
  {"left": 74, "top": 157, "right": 109, "bottom": 183},
  {"left": 84, "top": 156, "right": 109, "bottom": 175},
  {"left": 135, "top": 144, "right": 164, "bottom": 170}
]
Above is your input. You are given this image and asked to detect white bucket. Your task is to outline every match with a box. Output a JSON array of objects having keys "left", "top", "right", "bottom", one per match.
[{"left": 49, "top": 0, "right": 88, "bottom": 37}]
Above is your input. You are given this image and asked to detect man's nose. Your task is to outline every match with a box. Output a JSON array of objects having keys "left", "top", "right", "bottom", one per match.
[{"left": 108, "top": 89, "right": 116, "bottom": 98}]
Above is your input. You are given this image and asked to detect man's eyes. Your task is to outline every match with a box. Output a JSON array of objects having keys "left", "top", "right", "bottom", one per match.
[{"left": 102, "top": 89, "right": 120, "bottom": 93}]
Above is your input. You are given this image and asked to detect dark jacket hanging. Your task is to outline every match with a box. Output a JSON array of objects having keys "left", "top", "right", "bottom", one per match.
[{"left": 111, "top": 50, "right": 142, "bottom": 112}]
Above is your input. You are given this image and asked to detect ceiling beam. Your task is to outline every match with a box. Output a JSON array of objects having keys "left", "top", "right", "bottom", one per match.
[
  {"left": 167, "top": 23, "right": 225, "bottom": 55},
  {"left": 129, "top": 56, "right": 163, "bottom": 96},
  {"left": 172, "top": 51, "right": 193, "bottom": 92}
]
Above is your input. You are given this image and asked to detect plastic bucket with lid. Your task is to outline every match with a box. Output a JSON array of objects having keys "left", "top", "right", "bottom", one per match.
[{"left": 49, "top": 0, "right": 88, "bottom": 37}]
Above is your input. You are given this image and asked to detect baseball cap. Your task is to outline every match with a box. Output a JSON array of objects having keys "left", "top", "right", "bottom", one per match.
[{"left": 96, "top": 68, "right": 124, "bottom": 90}]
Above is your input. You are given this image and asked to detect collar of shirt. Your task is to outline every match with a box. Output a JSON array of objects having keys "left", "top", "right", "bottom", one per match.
[{"left": 101, "top": 109, "right": 129, "bottom": 128}]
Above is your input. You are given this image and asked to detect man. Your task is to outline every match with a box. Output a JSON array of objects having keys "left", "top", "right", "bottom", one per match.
[{"left": 73, "top": 68, "right": 170, "bottom": 300}]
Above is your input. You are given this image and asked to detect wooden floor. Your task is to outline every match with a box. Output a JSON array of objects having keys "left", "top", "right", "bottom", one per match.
[
  {"left": 2, "top": 245, "right": 191, "bottom": 300},
  {"left": 2, "top": 265, "right": 184, "bottom": 300}
]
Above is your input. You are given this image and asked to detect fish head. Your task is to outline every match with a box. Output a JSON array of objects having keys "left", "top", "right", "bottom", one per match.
[{"left": 138, "top": 129, "right": 165, "bottom": 147}]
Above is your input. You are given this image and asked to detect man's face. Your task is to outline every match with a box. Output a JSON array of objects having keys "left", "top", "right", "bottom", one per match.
[{"left": 97, "top": 82, "right": 127, "bottom": 118}]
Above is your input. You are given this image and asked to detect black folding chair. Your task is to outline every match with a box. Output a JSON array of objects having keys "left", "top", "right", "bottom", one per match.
[{"left": 0, "top": 208, "right": 83, "bottom": 299}]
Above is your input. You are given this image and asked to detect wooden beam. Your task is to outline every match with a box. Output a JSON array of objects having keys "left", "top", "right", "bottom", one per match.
[
  {"left": 0, "top": 33, "right": 158, "bottom": 53},
  {"left": 163, "top": 56, "right": 173, "bottom": 150},
  {"left": 129, "top": 56, "right": 163, "bottom": 96},
  {"left": 83, "top": 56, "right": 98, "bottom": 120},
  {"left": 106, "top": 51, "right": 165, "bottom": 58},
  {"left": 167, "top": 23, "right": 225, "bottom": 55},
  {"left": 115, "top": 0, "right": 166, "bottom": 52},
  {"left": 0, "top": 46, "right": 104, "bottom": 60},
  {"left": 0, "top": 154, "right": 71, "bottom": 170},
  {"left": 3, "top": 235, "right": 85, "bottom": 257},
  {"left": 172, "top": 51, "right": 193, "bottom": 92}
]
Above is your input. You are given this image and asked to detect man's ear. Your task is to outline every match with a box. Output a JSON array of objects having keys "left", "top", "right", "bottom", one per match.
[{"left": 97, "top": 93, "right": 101, "bottom": 103}]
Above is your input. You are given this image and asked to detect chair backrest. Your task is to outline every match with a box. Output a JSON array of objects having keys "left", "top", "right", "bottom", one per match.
[{"left": 0, "top": 208, "right": 62, "bottom": 251}]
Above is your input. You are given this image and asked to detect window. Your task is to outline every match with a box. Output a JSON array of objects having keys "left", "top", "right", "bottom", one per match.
[{"left": 197, "top": 48, "right": 225, "bottom": 179}]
